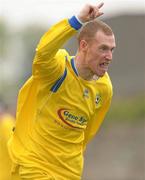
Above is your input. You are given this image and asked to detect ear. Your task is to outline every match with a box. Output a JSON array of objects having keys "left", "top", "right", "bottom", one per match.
[{"left": 79, "top": 40, "right": 88, "bottom": 51}]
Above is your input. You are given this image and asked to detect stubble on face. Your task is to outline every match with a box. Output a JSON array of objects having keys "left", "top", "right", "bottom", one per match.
[{"left": 86, "top": 31, "right": 116, "bottom": 77}]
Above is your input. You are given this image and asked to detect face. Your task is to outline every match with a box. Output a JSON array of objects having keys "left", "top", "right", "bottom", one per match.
[{"left": 82, "top": 31, "right": 116, "bottom": 77}]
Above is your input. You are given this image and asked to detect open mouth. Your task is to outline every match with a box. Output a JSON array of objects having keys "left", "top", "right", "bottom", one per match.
[{"left": 99, "top": 62, "right": 110, "bottom": 71}]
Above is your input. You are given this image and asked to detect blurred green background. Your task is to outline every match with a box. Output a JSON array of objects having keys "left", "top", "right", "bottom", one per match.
[{"left": 0, "top": 1, "right": 145, "bottom": 179}]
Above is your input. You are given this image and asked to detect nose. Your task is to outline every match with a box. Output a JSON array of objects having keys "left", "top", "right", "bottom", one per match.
[{"left": 105, "top": 50, "right": 112, "bottom": 61}]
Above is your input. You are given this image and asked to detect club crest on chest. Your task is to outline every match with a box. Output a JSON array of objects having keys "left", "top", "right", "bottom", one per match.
[
  {"left": 83, "top": 89, "right": 101, "bottom": 106},
  {"left": 95, "top": 94, "right": 101, "bottom": 105}
]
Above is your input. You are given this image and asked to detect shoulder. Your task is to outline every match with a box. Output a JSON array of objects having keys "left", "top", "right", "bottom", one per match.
[
  {"left": 103, "top": 72, "right": 112, "bottom": 86},
  {"left": 54, "top": 49, "right": 70, "bottom": 60},
  {"left": 54, "top": 49, "right": 74, "bottom": 68},
  {"left": 97, "top": 72, "right": 113, "bottom": 97},
  {"left": 98, "top": 72, "right": 112, "bottom": 86}
]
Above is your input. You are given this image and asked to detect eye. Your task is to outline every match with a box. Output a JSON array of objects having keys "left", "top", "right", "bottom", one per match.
[
  {"left": 111, "top": 48, "right": 115, "bottom": 53},
  {"left": 99, "top": 45, "right": 115, "bottom": 53},
  {"left": 99, "top": 45, "right": 109, "bottom": 52}
]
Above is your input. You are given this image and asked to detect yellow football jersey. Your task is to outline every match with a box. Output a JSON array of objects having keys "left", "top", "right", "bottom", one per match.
[
  {"left": 0, "top": 114, "right": 15, "bottom": 180},
  {"left": 8, "top": 17, "right": 113, "bottom": 179}
]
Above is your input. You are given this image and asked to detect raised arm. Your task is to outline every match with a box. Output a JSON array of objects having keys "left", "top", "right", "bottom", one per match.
[
  {"left": 33, "top": 2, "right": 104, "bottom": 79},
  {"left": 35, "top": 2, "right": 104, "bottom": 61}
]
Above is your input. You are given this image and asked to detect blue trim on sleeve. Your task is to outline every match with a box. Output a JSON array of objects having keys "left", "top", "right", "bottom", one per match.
[
  {"left": 71, "top": 58, "right": 78, "bottom": 76},
  {"left": 50, "top": 68, "right": 67, "bottom": 92},
  {"left": 68, "top": 16, "right": 82, "bottom": 30}
]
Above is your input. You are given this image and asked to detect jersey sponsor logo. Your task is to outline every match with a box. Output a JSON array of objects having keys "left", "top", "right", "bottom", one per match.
[{"left": 57, "top": 108, "right": 87, "bottom": 129}]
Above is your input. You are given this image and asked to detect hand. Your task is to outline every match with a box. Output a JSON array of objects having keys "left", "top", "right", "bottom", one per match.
[{"left": 77, "top": 2, "right": 104, "bottom": 23}]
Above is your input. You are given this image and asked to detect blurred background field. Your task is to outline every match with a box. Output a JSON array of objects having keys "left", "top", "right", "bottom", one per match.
[{"left": 0, "top": 0, "right": 145, "bottom": 179}]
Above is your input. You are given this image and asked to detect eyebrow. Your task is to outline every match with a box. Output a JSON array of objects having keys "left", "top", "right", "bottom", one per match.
[{"left": 99, "top": 44, "right": 116, "bottom": 50}]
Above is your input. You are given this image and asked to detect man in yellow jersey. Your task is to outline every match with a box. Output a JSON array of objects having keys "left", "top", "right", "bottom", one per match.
[{"left": 8, "top": 1, "right": 116, "bottom": 179}]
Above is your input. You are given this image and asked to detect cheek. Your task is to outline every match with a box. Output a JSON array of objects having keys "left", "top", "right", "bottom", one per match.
[
  {"left": 89, "top": 53, "right": 101, "bottom": 65},
  {"left": 88, "top": 59, "right": 99, "bottom": 70},
  {"left": 90, "top": 49, "right": 102, "bottom": 60},
  {"left": 91, "top": 60, "right": 98, "bottom": 66},
  {"left": 87, "top": 48, "right": 103, "bottom": 66}
]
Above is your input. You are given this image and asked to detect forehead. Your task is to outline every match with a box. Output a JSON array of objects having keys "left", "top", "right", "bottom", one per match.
[{"left": 94, "top": 31, "right": 116, "bottom": 47}]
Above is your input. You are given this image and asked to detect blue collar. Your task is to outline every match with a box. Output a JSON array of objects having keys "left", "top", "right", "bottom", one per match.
[{"left": 71, "top": 58, "right": 78, "bottom": 76}]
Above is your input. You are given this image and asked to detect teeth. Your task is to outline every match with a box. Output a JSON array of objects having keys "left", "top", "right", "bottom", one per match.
[
  {"left": 102, "top": 62, "right": 108, "bottom": 66},
  {"left": 104, "top": 62, "right": 109, "bottom": 65},
  {"left": 100, "top": 62, "right": 109, "bottom": 71}
]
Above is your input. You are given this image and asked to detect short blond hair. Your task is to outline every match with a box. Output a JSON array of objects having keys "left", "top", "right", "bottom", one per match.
[{"left": 78, "top": 20, "right": 113, "bottom": 43}]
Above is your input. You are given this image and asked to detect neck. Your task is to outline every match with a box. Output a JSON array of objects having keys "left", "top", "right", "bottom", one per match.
[{"left": 75, "top": 53, "right": 99, "bottom": 81}]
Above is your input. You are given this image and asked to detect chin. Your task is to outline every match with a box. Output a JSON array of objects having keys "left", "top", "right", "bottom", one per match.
[
  {"left": 96, "top": 72, "right": 105, "bottom": 77},
  {"left": 99, "top": 70, "right": 107, "bottom": 77}
]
